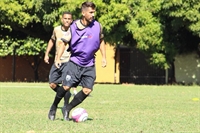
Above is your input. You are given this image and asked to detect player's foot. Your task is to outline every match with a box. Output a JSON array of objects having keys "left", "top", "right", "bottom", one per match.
[
  {"left": 62, "top": 106, "right": 70, "bottom": 121},
  {"left": 48, "top": 105, "right": 57, "bottom": 121}
]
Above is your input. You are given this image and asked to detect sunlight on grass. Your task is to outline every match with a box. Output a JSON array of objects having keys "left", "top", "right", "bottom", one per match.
[{"left": 0, "top": 83, "right": 199, "bottom": 133}]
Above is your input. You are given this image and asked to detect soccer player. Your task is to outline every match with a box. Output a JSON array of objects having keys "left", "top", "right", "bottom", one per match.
[
  {"left": 44, "top": 11, "right": 74, "bottom": 120},
  {"left": 48, "top": 1, "right": 107, "bottom": 121}
]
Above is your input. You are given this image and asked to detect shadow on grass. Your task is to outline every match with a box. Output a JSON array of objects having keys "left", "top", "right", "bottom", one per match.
[
  {"left": 87, "top": 118, "right": 93, "bottom": 121},
  {"left": 71, "top": 118, "right": 93, "bottom": 123}
]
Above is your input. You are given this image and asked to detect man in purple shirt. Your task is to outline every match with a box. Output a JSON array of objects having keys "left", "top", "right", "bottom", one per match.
[{"left": 48, "top": 1, "right": 107, "bottom": 121}]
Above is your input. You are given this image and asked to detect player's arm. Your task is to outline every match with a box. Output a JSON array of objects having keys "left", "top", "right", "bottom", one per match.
[
  {"left": 55, "top": 41, "right": 66, "bottom": 68},
  {"left": 99, "top": 24, "right": 107, "bottom": 68},
  {"left": 44, "top": 30, "right": 56, "bottom": 64},
  {"left": 100, "top": 39, "right": 107, "bottom": 68},
  {"left": 44, "top": 39, "right": 55, "bottom": 64}
]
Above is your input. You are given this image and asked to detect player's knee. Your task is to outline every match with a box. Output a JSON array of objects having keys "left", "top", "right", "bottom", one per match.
[
  {"left": 63, "top": 86, "right": 70, "bottom": 91},
  {"left": 49, "top": 83, "right": 56, "bottom": 89},
  {"left": 82, "top": 88, "right": 92, "bottom": 95}
]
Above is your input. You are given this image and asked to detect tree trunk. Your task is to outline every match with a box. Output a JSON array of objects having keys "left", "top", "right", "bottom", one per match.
[
  {"left": 168, "top": 59, "right": 176, "bottom": 84},
  {"left": 33, "top": 55, "right": 41, "bottom": 82},
  {"left": 12, "top": 48, "right": 16, "bottom": 82}
]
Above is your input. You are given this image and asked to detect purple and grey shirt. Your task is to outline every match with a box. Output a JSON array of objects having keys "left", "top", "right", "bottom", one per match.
[{"left": 69, "top": 20, "right": 101, "bottom": 67}]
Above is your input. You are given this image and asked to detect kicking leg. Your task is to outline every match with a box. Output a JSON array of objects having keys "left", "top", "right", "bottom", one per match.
[{"left": 62, "top": 88, "right": 91, "bottom": 121}]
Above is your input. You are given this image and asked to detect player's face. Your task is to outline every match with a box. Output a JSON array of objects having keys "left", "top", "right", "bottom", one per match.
[
  {"left": 82, "top": 7, "right": 95, "bottom": 24},
  {"left": 61, "top": 14, "right": 73, "bottom": 28}
]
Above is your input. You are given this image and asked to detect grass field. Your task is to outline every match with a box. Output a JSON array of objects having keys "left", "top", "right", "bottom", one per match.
[{"left": 0, "top": 83, "right": 200, "bottom": 133}]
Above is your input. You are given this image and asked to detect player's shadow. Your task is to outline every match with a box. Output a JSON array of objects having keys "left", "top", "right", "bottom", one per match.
[
  {"left": 87, "top": 118, "right": 93, "bottom": 121},
  {"left": 53, "top": 118, "right": 93, "bottom": 122},
  {"left": 71, "top": 117, "right": 93, "bottom": 122}
]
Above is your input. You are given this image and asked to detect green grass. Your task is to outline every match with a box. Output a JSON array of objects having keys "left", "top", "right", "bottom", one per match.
[{"left": 0, "top": 83, "right": 200, "bottom": 133}]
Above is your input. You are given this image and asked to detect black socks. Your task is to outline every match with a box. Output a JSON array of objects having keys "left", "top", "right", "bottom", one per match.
[
  {"left": 52, "top": 85, "right": 71, "bottom": 106},
  {"left": 51, "top": 86, "right": 88, "bottom": 111},
  {"left": 64, "top": 91, "right": 71, "bottom": 105},
  {"left": 52, "top": 85, "right": 60, "bottom": 92},
  {"left": 66, "top": 90, "right": 88, "bottom": 111},
  {"left": 52, "top": 86, "right": 68, "bottom": 107}
]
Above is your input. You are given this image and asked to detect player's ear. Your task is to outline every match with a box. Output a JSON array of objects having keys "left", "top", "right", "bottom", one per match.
[{"left": 82, "top": 10, "right": 85, "bottom": 17}]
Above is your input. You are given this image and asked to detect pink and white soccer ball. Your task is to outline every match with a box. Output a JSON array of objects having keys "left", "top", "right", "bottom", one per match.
[{"left": 71, "top": 108, "right": 88, "bottom": 122}]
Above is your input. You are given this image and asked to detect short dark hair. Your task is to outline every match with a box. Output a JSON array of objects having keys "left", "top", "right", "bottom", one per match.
[
  {"left": 81, "top": 2, "right": 96, "bottom": 11},
  {"left": 62, "top": 11, "right": 72, "bottom": 17}
]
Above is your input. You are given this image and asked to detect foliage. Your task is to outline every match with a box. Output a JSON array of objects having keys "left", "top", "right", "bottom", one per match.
[
  {"left": 0, "top": 36, "right": 46, "bottom": 56},
  {"left": 98, "top": 0, "right": 200, "bottom": 69},
  {"left": 161, "top": 0, "right": 200, "bottom": 55},
  {"left": 0, "top": 0, "right": 199, "bottom": 69},
  {"left": 16, "top": 37, "right": 46, "bottom": 55}
]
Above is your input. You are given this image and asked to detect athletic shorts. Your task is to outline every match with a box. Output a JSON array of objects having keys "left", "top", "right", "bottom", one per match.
[
  {"left": 63, "top": 61, "right": 96, "bottom": 90},
  {"left": 49, "top": 62, "right": 68, "bottom": 84}
]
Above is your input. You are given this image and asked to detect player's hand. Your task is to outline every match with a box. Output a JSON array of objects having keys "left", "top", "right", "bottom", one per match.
[
  {"left": 55, "top": 60, "right": 61, "bottom": 68},
  {"left": 102, "top": 58, "right": 107, "bottom": 68},
  {"left": 44, "top": 55, "right": 49, "bottom": 64}
]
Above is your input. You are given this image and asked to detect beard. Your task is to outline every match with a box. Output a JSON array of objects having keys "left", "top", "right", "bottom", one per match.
[{"left": 86, "top": 17, "right": 94, "bottom": 24}]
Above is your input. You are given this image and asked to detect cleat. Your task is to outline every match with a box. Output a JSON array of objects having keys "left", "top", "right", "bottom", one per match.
[
  {"left": 48, "top": 105, "right": 57, "bottom": 121},
  {"left": 62, "top": 106, "right": 70, "bottom": 121}
]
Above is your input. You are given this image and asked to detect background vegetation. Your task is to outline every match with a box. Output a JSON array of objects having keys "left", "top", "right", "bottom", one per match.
[
  {"left": 0, "top": 0, "right": 200, "bottom": 80},
  {"left": 1, "top": 83, "right": 200, "bottom": 133}
]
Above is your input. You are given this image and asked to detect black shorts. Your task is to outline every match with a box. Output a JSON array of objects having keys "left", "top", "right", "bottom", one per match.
[
  {"left": 63, "top": 61, "right": 96, "bottom": 89},
  {"left": 49, "top": 62, "right": 68, "bottom": 84}
]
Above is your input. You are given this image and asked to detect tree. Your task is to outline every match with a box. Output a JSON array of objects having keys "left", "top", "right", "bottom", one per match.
[
  {"left": 0, "top": 0, "right": 199, "bottom": 81},
  {"left": 98, "top": 0, "right": 199, "bottom": 83},
  {"left": 98, "top": 0, "right": 200, "bottom": 69},
  {"left": 0, "top": 0, "right": 66, "bottom": 81}
]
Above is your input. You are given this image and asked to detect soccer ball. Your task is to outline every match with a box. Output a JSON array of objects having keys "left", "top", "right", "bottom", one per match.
[{"left": 71, "top": 108, "right": 88, "bottom": 122}]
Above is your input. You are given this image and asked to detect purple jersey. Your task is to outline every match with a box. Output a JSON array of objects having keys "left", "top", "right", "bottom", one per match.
[{"left": 70, "top": 20, "right": 101, "bottom": 67}]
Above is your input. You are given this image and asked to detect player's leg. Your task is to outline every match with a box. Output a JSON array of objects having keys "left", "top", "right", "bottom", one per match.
[
  {"left": 49, "top": 64, "right": 61, "bottom": 92},
  {"left": 61, "top": 62, "right": 72, "bottom": 107},
  {"left": 48, "top": 83, "right": 71, "bottom": 120},
  {"left": 63, "top": 65, "right": 95, "bottom": 121},
  {"left": 51, "top": 78, "right": 72, "bottom": 107},
  {"left": 48, "top": 63, "right": 71, "bottom": 120},
  {"left": 49, "top": 61, "right": 77, "bottom": 120},
  {"left": 64, "top": 87, "right": 91, "bottom": 113},
  {"left": 63, "top": 88, "right": 71, "bottom": 106},
  {"left": 48, "top": 64, "right": 61, "bottom": 120}
]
